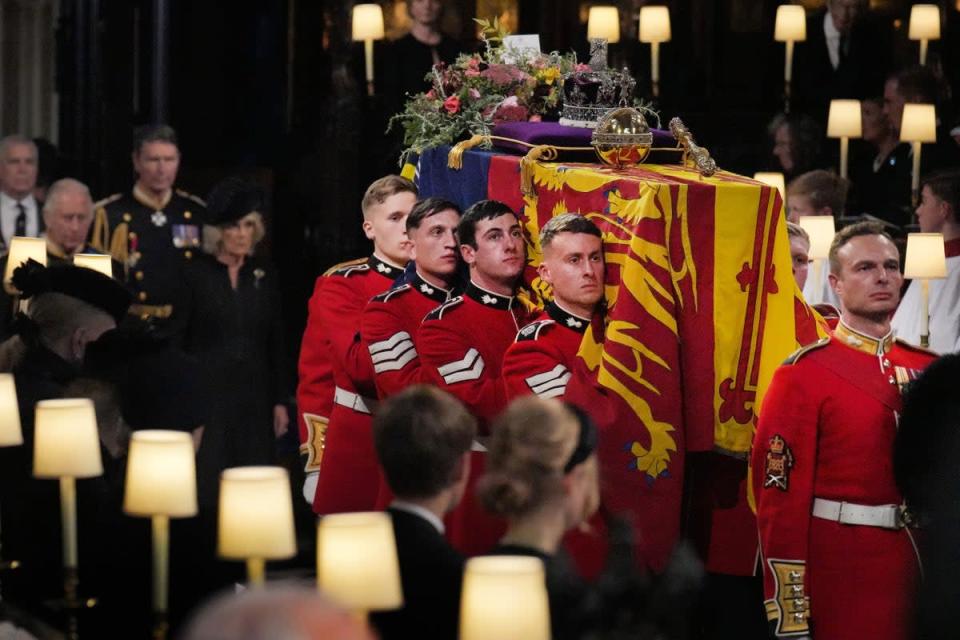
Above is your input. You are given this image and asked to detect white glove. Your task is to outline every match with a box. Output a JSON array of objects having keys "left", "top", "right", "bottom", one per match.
[{"left": 302, "top": 471, "right": 319, "bottom": 505}]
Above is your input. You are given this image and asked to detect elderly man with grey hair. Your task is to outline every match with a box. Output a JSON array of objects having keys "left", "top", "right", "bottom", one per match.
[{"left": 0, "top": 134, "right": 42, "bottom": 249}]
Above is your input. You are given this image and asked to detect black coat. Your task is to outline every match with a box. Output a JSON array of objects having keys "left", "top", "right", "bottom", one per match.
[
  {"left": 370, "top": 507, "right": 465, "bottom": 640},
  {"left": 173, "top": 253, "right": 286, "bottom": 508}
]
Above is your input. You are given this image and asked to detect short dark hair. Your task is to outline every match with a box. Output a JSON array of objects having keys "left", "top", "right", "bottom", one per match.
[
  {"left": 457, "top": 200, "right": 516, "bottom": 249},
  {"left": 892, "top": 65, "right": 939, "bottom": 104},
  {"left": 132, "top": 124, "right": 178, "bottom": 154},
  {"left": 539, "top": 213, "right": 602, "bottom": 251},
  {"left": 406, "top": 197, "right": 461, "bottom": 232},
  {"left": 787, "top": 170, "right": 849, "bottom": 216},
  {"left": 828, "top": 221, "right": 895, "bottom": 274},
  {"left": 373, "top": 386, "right": 476, "bottom": 499},
  {"left": 922, "top": 169, "right": 960, "bottom": 222}
]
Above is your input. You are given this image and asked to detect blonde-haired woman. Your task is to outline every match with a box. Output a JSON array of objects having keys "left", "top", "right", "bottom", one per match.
[
  {"left": 175, "top": 176, "right": 289, "bottom": 508},
  {"left": 478, "top": 396, "right": 599, "bottom": 640}
]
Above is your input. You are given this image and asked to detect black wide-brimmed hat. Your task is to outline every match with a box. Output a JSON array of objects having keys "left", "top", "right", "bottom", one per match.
[
  {"left": 12, "top": 259, "right": 131, "bottom": 324},
  {"left": 205, "top": 176, "right": 264, "bottom": 227}
]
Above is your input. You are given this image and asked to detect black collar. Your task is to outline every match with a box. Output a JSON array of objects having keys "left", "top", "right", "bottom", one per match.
[
  {"left": 546, "top": 301, "right": 590, "bottom": 333},
  {"left": 412, "top": 271, "right": 455, "bottom": 303},
  {"left": 368, "top": 255, "right": 404, "bottom": 279},
  {"left": 466, "top": 281, "right": 517, "bottom": 310}
]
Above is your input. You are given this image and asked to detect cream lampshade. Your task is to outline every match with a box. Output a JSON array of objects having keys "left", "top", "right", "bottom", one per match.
[
  {"left": 904, "top": 232, "right": 947, "bottom": 348},
  {"left": 909, "top": 4, "right": 940, "bottom": 66},
  {"left": 797, "top": 216, "right": 835, "bottom": 260},
  {"left": 124, "top": 430, "right": 198, "bottom": 517},
  {"left": 0, "top": 374, "right": 22, "bottom": 447},
  {"left": 352, "top": 4, "right": 385, "bottom": 97},
  {"left": 33, "top": 397, "right": 102, "bottom": 589},
  {"left": 754, "top": 172, "right": 786, "bottom": 200},
  {"left": 317, "top": 512, "right": 403, "bottom": 615},
  {"left": 587, "top": 6, "right": 620, "bottom": 43},
  {"left": 904, "top": 232, "right": 947, "bottom": 279},
  {"left": 774, "top": 4, "right": 806, "bottom": 112},
  {"left": 73, "top": 254, "right": 113, "bottom": 278},
  {"left": 460, "top": 556, "right": 551, "bottom": 640},
  {"left": 33, "top": 398, "right": 102, "bottom": 479},
  {"left": 639, "top": 6, "right": 670, "bottom": 98},
  {"left": 218, "top": 466, "right": 297, "bottom": 585},
  {"left": 4, "top": 237, "right": 47, "bottom": 294},
  {"left": 124, "top": 429, "right": 197, "bottom": 640},
  {"left": 827, "top": 99, "right": 862, "bottom": 179},
  {"left": 774, "top": 5, "right": 806, "bottom": 42},
  {"left": 901, "top": 103, "right": 937, "bottom": 206}
]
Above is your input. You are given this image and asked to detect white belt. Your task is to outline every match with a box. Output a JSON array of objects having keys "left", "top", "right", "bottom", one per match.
[
  {"left": 333, "top": 386, "right": 378, "bottom": 415},
  {"left": 812, "top": 498, "right": 903, "bottom": 530}
]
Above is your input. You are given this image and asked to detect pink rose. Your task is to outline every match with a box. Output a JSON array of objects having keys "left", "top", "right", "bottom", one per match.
[
  {"left": 468, "top": 88, "right": 481, "bottom": 100},
  {"left": 443, "top": 95, "right": 461, "bottom": 114},
  {"left": 575, "top": 63, "right": 591, "bottom": 72},
  {"left": 426, "top": 89, "right": 436, "bottom": 100},
  {"left": 465, "top": 69, "right": 481, "bottom": 78},
  {"left": 529, "top": 114, "right": 542, "bottom": 122}
]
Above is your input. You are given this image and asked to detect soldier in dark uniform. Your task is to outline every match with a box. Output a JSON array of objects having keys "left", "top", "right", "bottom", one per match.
[{"left": 91, "top": 124, "right": 207, "bottom": 330}]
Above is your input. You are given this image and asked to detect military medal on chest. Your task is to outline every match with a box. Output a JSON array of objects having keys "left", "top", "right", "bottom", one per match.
[{"left": 151, "top": 210, "right": 168, "bottom": 227}]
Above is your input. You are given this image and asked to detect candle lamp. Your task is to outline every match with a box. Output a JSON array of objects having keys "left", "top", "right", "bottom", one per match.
[
  {"left": 798, "top": 215, "right": 836, "bottom": 300},
  {"left": 909, "top": 4, "right": 940, "bottom": 66},
  {"left": 124, "top": 430, "right": 197, "bottom": 640},
  {"left": 33, "top": 398, "right": 103, "bottom": 640},
  {"left": 904, "top": 233, "right": 947, "bottom": 348},
  {"left": 639, "top": 6, "right": 671, "bottom": 99},
  {"left": 352, "top": 4, "right": 385, "bottom": 97},
  {"left": 900, "top": 103, "right": 937, "bottom": 208},
  {"left": 827, "top": 99, "right": 862, "bottom": 180},
  {"left": 754, "top": 172, "right": 787, "bottom": 202},
  {"left": 460, "top": 556, "right": 551, "bottom": 640},
  {"left": 3, "top": 237, "right": 47, "bottom": 307},
  {"left": 316, "top": 511, "right": 402, "bottom": 622},
  {"left": 774, "top": 5, "right": 806, "bottom": 113},
  {"left": 0, "top": 374, "right": 22, "bottom": 591},
  {"left": 218, "top": 466, "right": 296, "bottom": 586},
  {"left": 587, "top": 6, "right": 620, "bottom": 43},
  {"left": 73, "top": 254, "right": 114, "bottom": 278}
]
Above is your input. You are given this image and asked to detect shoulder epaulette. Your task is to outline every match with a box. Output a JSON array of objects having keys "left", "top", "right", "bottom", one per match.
[
  {"left": 516, "top": 319, "right": 556, "bottom": 342},
  {"left": 93, "top": 193, "right": 124, "bottom": 209},
  {"left": 424, "top": 296, "right": 463, "bottom": 321},
  {"left": 175, "top": 189, "right": 207, "bottom": 206},
  {"left": 894, "top": 337, "right": 940, "bottom": 357},
  {"left": 323, "top": 257, "right": 368, "bottom": 277},
  {"left": 783, "top": 337, "right": 830, "bottom": 365},
  {"left": 371, "top": 284, "right": 412, "bottom": 303}
]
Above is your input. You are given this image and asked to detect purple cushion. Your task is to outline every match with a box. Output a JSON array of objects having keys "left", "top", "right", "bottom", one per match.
[{"left": 491, "top": 121, "right": 675, "bottom": 155}]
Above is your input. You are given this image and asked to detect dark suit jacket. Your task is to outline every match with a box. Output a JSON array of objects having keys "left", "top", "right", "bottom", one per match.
[
  {"left": 793, "top": 10, "right": 893, "bottom": 124},
  {"left": 370, "top": 506, "right": 465, "bottom": 640}
]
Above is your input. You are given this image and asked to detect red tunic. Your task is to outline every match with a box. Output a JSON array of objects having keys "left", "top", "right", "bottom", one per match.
[
  {"left": 752, "top": 321, "right": 935, "bottom": 639},
  {"left": 361, "top": 271, "right": 457, "bottom": 399},
  {"left": 502, "top": 301, "right": 609, "bottom": 580},
  {"left": 311, "top": 255, "right": 404, "bottom": 515},
  {"left": 361, "top": 270, "right": 458, "bottom": 508},
  {"left": 418, "top": 281, "right": 536, "bottom": 555}
]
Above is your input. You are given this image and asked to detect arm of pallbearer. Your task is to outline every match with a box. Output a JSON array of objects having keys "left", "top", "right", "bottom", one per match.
[
  {"left": 296, "top": 276, "right": 334, "bottom": 502},
  {"left": 751, "top": 364, "right": 818, "bottom": 638},
  {"left": 418, "top": 320, "right": 506, "bottom": 430},
  {"left": 318, "top": 275, "right": 377, "bottom": 394},
  {"left": 501, "top": 328, "right": 569, "bottom": 401},
  {"left": 361, "top": 298, "right": 422, "bottom": 398}
]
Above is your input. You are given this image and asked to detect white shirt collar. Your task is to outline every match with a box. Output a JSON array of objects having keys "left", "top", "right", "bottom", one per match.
[
  {"left": 823, "top": 11, "right": 842, "bottom": 70},
  {"left": 823, "top": 11, "right": 841, "bottom": 40},
  {"left": 0, "top": 192, "right": 36, "bottom": 209},
  {"left": 390, "top": 500, "right": 445, "bottom": 534}
]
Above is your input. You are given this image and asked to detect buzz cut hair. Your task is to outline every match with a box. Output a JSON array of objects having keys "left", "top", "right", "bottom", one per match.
[
  {"left": 406, "top": 197, "right": 461, "bottom": 232},
  {"left": 828, "top": 221, "right": 895, "bottom": 275},
  {"left": 457, "top": 199, "right": 516, "bottom": 249},
  {"left": 539, "top": 213, "right": 602, "bottom": 251},
  {"left": 360, "top": 175, "right": 417, "bottom": 219},
  {"left": 132, "top": 124, "right": 179, "bottom": 155},
  {"left": 373, "top": 385, "right": 476, "bottom": 499}
]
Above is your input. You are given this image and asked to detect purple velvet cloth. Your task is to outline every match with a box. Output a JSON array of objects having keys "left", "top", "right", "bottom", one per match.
[{"left": 491, "top": 121, "right": 675, "bottom": 155}]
